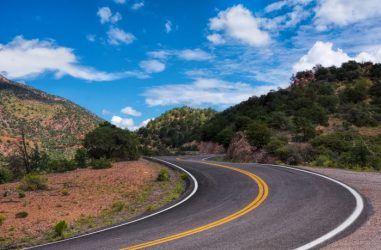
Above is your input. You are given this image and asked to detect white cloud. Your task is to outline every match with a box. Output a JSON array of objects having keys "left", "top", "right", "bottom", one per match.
[
  {"left": 208, "top": 4, "right": 270, "bottom": 47},
  {"left": 131, "top": 1, "right": 144, "bottom": 10},
  {"left": 147, "top": 49, "right": 212, "bottom": 61},
  {"left": 111, "top": 116, "right": 135, "bottom": 130},
  {"left": 315, "top": 0, "right": 381, "bottom": 30},
  {"left": 207, "top": 34, "right": 225, "bottom": 45},
  {"left": 86, "top": 34, "right": 96, "bottom": 42},
  {"left": 121, "top": 106, "right": 142, "bottom": 116},
  {"left": 265, "top": 0, "right": 288, "bottom": 13},
  {"left": 264, "top": 0, "right": 312, "bottom": 13},
  {"left": 139, "top": 60, "right": 166, "bottom": 73},
  {"left": 147, "top": 50, "right": 171, "bottom": 59},
  {"left": 165, "top": 20, "right": 172, "bottom": 33},
  {"left": 0, "top": 36, "right": 123, "bottom": 81},
  {"left": 293, "top": 41, "right": 381, "bottom": 72},
  {"left": 140, "top": 118, "right": 153, "bottom": 127},
  {"left": 107, "top": 27, "right": 136, "bottom": 45},
  {"left": 97, "top": 7, "right": 122, "bottom": 24},
  {"left": 177, "top": 49, "right": 213, "bottom": 61},
  {"left": 111, "top": 115, "right": 151, "bottom": 130},
  {"left": 143, "top": 78, "right": 278, "bottom": 107},
  {"left": 102, "top": 109, "right": 113, "bottom": 115},
  {"left": 114, "top": 0, "right": 126, "bottom": 4}
]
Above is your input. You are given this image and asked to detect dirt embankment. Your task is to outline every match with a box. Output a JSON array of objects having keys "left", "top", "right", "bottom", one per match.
[
  {"left": 301, "top": 167, "right": 381, "bottom": 249},
  {"left": 0, "top": 160, "right": 185, "bottom": 248}
]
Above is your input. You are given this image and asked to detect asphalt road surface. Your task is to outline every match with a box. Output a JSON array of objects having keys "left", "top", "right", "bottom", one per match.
[{"left": 31, "top": 156, "right": 364, "bottom": 250}]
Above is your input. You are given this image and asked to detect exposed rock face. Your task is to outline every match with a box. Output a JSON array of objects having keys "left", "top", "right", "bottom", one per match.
[
  {"left": 227, "top": 131, "right": 256, "bottom": 162},
  {"left": 227, "top": 132, "right": 276, "bottom": 163},
  {"left": 198, "top": 141, "right": 225, "bottom": 154}
]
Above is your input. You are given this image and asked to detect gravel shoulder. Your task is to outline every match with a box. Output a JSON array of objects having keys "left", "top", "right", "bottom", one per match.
[{"left": 301, "top": 166, "right": 381, "bottom": 249}]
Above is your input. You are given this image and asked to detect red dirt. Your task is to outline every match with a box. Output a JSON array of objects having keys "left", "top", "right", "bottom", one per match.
[{"left": 0, "top": 160, "right": 159, "bottom": 242}]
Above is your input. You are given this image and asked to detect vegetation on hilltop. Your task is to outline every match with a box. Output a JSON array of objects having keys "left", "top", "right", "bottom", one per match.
[
  {"left": 138, "top": 107, "right": 216, "bottom": 154},
  {"left": 202, "top": 61, "right": 381, "bottom": 170}
]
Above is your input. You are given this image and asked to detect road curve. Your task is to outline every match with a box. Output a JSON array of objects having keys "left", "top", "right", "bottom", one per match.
[{"left": 32, "top": 156, "right": 364, "bottom": 250}]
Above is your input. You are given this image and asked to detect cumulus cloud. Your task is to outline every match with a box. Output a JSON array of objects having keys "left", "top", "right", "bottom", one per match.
[
  {"left": 107, "top": 27, "right": 136, "bottom": 45},
  {"left": 131, "top": 1, "right": 144, "bottom": 10},
  {"left": 165, "top": 20, "right": 172, "bottom": 33},
  {"left": 111, "top": 115, "right": 151, "bottom": 130},
  {"left": 315, "top": 0, "right": 381, "bottom": 30},
  {"left": 0, "top": 36, "right": 124, "bottom": 81},
  {"left": 206, "top": 34, "right": 225, "bottom": 45},
  {"left": 293, "top": 41, "right": 381, "bottom": 72},
  {"left": 121, "top": 106, "right": 142, "bottom": 116},
  {"left": 208, "top": 4, "right": 270, "bottom": 47},
  {"left": 143, "top": 78, "right": 278, "bottom": 107},
  {"left": 97, "top": 7, "right": 122, "bottom": 24},
  {"left": 139, "top": 60, "right": 166, "bottom": 73}
]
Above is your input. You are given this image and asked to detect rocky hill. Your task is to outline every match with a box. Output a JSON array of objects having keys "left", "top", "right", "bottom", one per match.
[
  {"left": 0, "top": 75, "right": 102, "bottom": 158},
  {"left": 201, "top": 61, "right": 381, "bottom": 170},
  {"left": 138, "top": 107, "right": 216, "bottom": 154}
]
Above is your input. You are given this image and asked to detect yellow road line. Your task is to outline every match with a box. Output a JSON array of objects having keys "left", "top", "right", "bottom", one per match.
[{"left": 121, "top": 160, "right": 269, "bottom": 250}]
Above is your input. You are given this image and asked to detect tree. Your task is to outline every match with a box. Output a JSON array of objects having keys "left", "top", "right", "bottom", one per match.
[
  {"left": 84, "top": 122, "right": 140, "bottom": 160},
  {"left": 246, "top": 121, "right": 271, "bottom": 148},
  {"left": 216, "top": 127, "right": 234, "bottom": 149}
]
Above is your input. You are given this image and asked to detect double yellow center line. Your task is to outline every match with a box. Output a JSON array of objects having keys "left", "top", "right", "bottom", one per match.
[{"left": 121, "top": 160, "right": 269, "bottom": 250}]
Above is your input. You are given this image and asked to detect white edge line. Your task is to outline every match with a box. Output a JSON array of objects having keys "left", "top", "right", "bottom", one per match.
[
  {"left": 263, "top": 164, "right": 364, "bottom": 250},
  {"left": 26, "top": 157, "right": 199, "bottom": 250}
]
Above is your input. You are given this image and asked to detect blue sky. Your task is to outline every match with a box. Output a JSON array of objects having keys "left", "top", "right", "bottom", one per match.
[{"left": 1, "top": 0, "right": 381, "bottom": 130}]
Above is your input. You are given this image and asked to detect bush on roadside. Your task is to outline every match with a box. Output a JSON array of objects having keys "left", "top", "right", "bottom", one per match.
[
  {"left": 0, "top": 166, "right": 13, "bottom": 184},
  {"left": 15, "top": 211, "right": 28, "bottom": 219},
  {"left": 18, "top": 174, "right": 48, "bottom": 191},
  {"left": 157, "top": 169, "right": 170, "bottom": 182},
  {"left": 54, "top": 220, "right": 68, "bottom": 237},
  {"left": 90, "top": 158, "right": 112, "bottom": 169}
]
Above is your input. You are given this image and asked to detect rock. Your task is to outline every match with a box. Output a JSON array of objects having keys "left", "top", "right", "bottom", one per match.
[
  {"left": 198, "top": 141, "right": 225, "bottom": 154},
  {"left": 227, "top": 132, "right": 256, "bottom": 162}
]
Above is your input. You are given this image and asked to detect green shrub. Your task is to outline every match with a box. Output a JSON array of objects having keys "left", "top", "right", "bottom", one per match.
[
  {"left": 61, "top": 189, "right": 69, "bottom": 196},
  {"left": 74, "top": 148, "right": 88, "bottom": 168},
  {"left": 90, "top": 158, "right": 112, "bottom": 169},
  {"left": 0, "top": 214, "right": 5, "bottom": 225},
  {"left": 15, "top": 211, "right": 28, "bottom": 218},
  {"left": 111, "top": 201, "right": 125, "bottom": 212},
  {"left": 0, "top": 167, "right": 13, "bottom": 184},
  {"left": 54, "top": 220, "right": 68, "bottom": 237},
  {"left": 157, "top": 169, "right": 170, "bottom": 182},
  {"left": 265, "top": 136, "right": 288, "bottom": 154},
  {"left": 48, "top": 158, "right": 77, "bottom": 173},
  {"left": 19, "top": 174, "right": 48, "bottom": 191},
  {"left": 246, "top": 121, "right": 271, "bottom": 148},
  {"left": 18, "top": 191, "right": 26, "bottom": 198}
]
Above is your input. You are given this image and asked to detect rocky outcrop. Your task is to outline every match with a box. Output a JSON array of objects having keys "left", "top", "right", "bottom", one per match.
[
  {"left": 227, "top": 132, "right": 276, "bottom": 163},
  {"left": 198, "top": 141, "right": 225, "bottom": 154},
  {"left": 227, "top": 132, "right": 255, "bottom": 162}
]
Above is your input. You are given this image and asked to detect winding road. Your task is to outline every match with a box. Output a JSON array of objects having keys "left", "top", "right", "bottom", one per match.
[{"left": 31, "top": 155, "right": 365, "bottom": 250}]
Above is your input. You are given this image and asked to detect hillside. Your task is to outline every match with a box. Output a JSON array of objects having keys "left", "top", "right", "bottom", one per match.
[
  {"left": 138, "top": 107, "right": 216, "bottom": 154},
  {"left": 202, "top": 61, "right": 381, "bottom": 170},
  {"left": 0, "top": 75, "right": 102, "bottom": 158}
]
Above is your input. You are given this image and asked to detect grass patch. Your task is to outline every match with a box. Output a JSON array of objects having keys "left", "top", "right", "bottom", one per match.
[
  {"left": 157, "top": 169, "right": 170, "bottom": 182},
  {"left": 18, "top": 174, "right": 48, "bottom": 191},
  {"left": 54, "top": 220, "right": 68, "bottom": 238}
]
